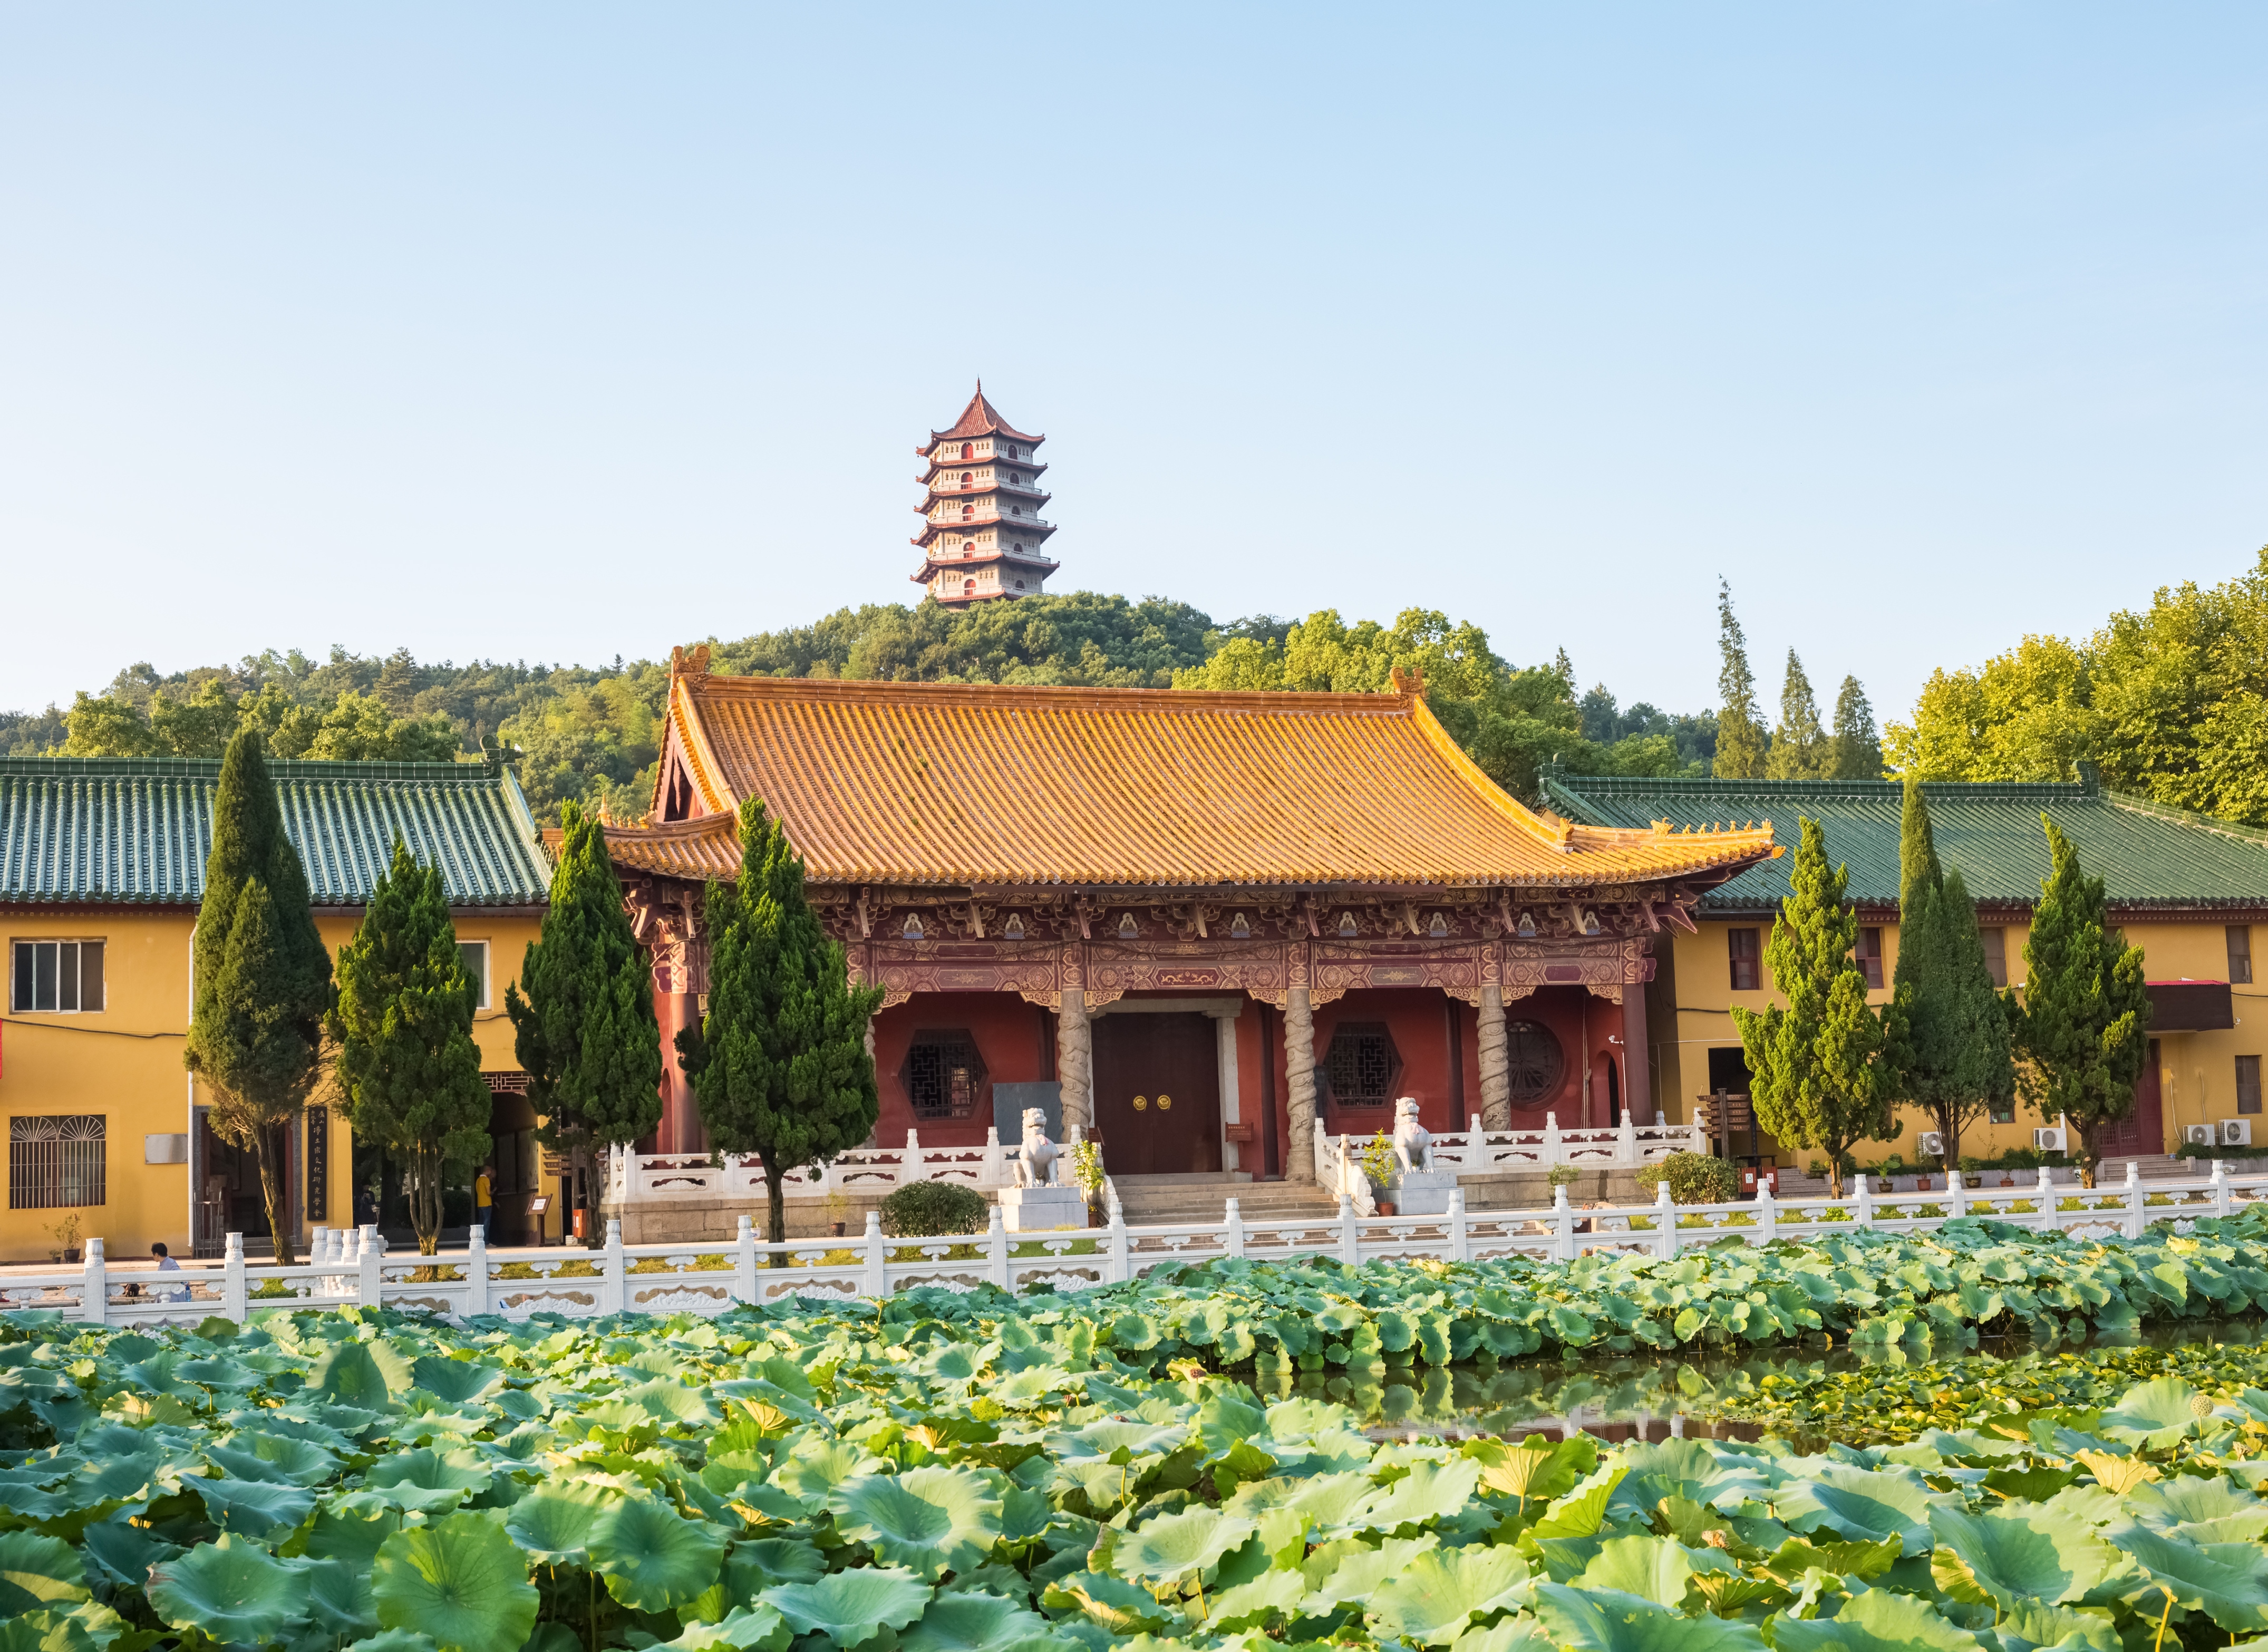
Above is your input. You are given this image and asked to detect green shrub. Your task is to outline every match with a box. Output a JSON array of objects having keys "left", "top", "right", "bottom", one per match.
[
  {"left": 2174, "top": 1139, "right": 2268, "bottom": 1162},
  {"left": 878, "top": 1181, "right": 990, "bottom": 1238},
  {"left": 1635, "top": 1151, "right": 1740, "bottom": 1205}
]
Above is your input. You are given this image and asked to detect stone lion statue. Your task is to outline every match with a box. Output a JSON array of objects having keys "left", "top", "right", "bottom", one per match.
[
  {"left": 1391, "top": 1097, "right": 1432, "bottom": 1175},
  {"left": 1015, "top": 1108, "right": 1061, "bottom": 1188}
]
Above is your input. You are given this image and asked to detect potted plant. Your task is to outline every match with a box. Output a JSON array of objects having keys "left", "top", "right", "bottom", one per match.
[
  {"left": 1069, "top": 1141, "right": 1105, "bottom": 1225},
  {"left": 1356, "top": 1132, "right": 1400, "bottom": 1215},
  {"left": 823, "top": 1190, "right": 850, "bottom": 1239},
  {"left": 48, "top": 1213, "right": 82, "bottom": 1264}
]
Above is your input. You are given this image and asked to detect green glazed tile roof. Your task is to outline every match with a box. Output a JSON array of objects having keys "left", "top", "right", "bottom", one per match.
[
  {"left": 0, "top": 757, "right": 552, "bottom": 907},
  {"left": 1539, "top": 768, "right": 2268, "bottom": 913}
]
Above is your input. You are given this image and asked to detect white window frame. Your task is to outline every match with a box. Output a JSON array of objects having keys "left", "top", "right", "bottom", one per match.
[
  {"left": 9, "top": 939, "right": 105, "bottom": 1015},
  {"left": 458, "top": 940, "right": 491, "bottom": 1010}
]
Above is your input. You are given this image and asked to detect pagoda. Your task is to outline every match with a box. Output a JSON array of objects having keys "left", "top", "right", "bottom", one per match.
[{"left": 912, "top": 383, "right": 1058, "bottom": 607}]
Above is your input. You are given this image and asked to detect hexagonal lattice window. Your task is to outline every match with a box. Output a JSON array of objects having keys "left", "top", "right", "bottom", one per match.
[
  {"left": 900, "top": 1031, "right": 986, "bottom": 1122},
  {"left": 1505, "top": 1020, "right": 1564, "bottom": 1105},
  {"left": 1324, "top": 1022, "right": 1402, "bottom": 1111}
]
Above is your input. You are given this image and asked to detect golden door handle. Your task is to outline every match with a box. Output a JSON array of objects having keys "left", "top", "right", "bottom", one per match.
[
  {"left": 1157, "top": 1094, "right": 1172, "bottom": 1110},
  {"left": 1132, "top": 1096, "right": 1148, "bottom": 1111}
]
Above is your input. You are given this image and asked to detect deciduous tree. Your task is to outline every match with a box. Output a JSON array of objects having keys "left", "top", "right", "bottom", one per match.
[
  {"left": 680, "top": 797, "right": 884, "bottom": 1249},
  {"left": 328, "top": 839, "right": 492, "bottom": 1255},
  {"left": 185, "top": 729, "right": 334, "bottom": 1264},
  {"left": 1731, "top": 817, "right": 1893, "bottom": 1196},
  {"left": 2008, "top": 817, "right": 2150, "bottom": 1187},
  {"left": 506, "top": 801, "right": 662, "bottom": 1232}
]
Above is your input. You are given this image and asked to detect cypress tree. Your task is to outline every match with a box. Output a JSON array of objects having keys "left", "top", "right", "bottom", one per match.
[
  {"left": 2009, "top": 817, "right": 2150, "bottom": 1187},
  {"left": 506, "top": 801, "right": 662, "bottom": 1234},
  {"left": 1713, "top": 579, "right": 1769, "bottom": 779},
  {"left": 1765, "top": 650, "right": 1828, "bottom": 779},
  {"left": 1831, "top": 675, "right": 1883, "bottom": 779},
  {"left": 682, "top": 797, "right": 883, "bottom": 1249},
  {"left": 328, "top": 839, "right": 492, "bottom": 1255},
  {"left": 1897, "top": 773, "right": 1943, "bottom": 920},
  {"left": 1731, "top": 816, "right": 1893, "bottom": 1196},
  {"left": 185, "top": 728, "right": 332, "bottom": 1265}
]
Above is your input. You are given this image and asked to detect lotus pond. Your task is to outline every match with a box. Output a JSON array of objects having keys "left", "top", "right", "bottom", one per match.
[{"left": 13, "top": 1213, "right": 2268, "bottom": 1652}]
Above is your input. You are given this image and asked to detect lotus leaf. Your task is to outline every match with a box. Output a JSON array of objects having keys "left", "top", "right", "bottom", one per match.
[
  {"left": 0, "top": 1532, "right": 90, "bottom": 1617},
  {"left": 899, "top": 1589, "right": 1052, "bottom": 1652},
  {"left": 1927, "top": 1504, "right": 2118, "bottom": 1608},
  {"left": 208, "top": 1431, "right": 340, "bottom": 1486},
  {"left": 304, "top": 1554, "right": 383, "bottom": 1639},
  {"left": 1993, "top": 1602, "right": 2122, "bottom": 1652},
  {"left": 1773, "top": 1463, "right": 1943, "bottom": 1552},
  {"left": 1114, "top": 1503, "right": 1256, "bottom": 1588},
  {"left": 311, "top": 1342, "right": 399, "bottom": 1407},
  {"left": 305, "top": 1495, "right": 407, "bottom": 1564},
  {"left": 1569, "top": 1534, "right": 1717, "bottom": 1608},
  {"left": 2104, "top": 1522, "right": 2268, "bottom": 1632},
  {"left": 1530, "top": 1582, "right": 1766, "bottom": 1650},
  {"left": 1304, "top": 1533, "right": 1441, "bottom": 1609},
  {"left": 1039, "top": 1569, "right": 1175, "bottom": 1635},
  {"left": 763, "top": 1565, "right": 934, "bottom": 1643},
  {"left": 189, "top": 1470, "right": 319, "bottom": 1535},
  {"left": 1369, "top": 1544, "right": 1533, "bottom": 1645},
  {"left": 147, "top": 1532, "right": 310, "bottom": 1644},
  {"left": 407, "top": 1358, "right": 504, "bottom": 1404},
  {"left": 772, "top": 1438, "right": 888, "bottom": 1509},
  {"left": 370, "top": 1512, "right": 540, "bottom": 1652},
  {"left": 363, "top": 1446, "right": 491, "bottom": 1512},
  {"left": 1766, "top": 1585, "right": 1982, "bottom": 1651},
  {"left": 830, "top": 1466, "right": 1002, "bottom": 1580},
  {"left": 588, "top": 1495, "right": 730, "bottom": 1610},
  {"left": 1347, "top": 1456, "right": 1482, "bottom": 1533}
]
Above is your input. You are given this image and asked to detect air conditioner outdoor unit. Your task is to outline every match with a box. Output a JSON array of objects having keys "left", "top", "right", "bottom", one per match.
[
  {"left": 2223, "top": 1119, "right": 2254, "bottom": 1148},
  {"left": 2033, "top": 1126, "right": 2067, "bottom": 1153},
  {"left": 1917, "top": 1132, "right": 1945, "bottom": 1160},
  {"left": 2188, "top": 1124, "right": 2218, "bottom": 1148}
]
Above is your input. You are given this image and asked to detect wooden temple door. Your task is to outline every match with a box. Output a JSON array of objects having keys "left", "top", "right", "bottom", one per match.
[
  {"left": 2098, "top": 1038, "right": 2163, "bottom": 1158},
  {"left": 1091, "top": 1013, "right": 1223, "bottom": 1175}
]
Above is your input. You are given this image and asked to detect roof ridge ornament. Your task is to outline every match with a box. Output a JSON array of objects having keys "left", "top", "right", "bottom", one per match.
[
  {"left": 669, "top": 643, "right": 713, "bottom": 685},
  {"left": 1388, "top": 664, "right": 1427, "bottom": 699}
]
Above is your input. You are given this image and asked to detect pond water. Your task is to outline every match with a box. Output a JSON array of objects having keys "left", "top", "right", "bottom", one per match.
[{"left": 1244, "top": 1316, "right": 2268, "bottom": 1446}]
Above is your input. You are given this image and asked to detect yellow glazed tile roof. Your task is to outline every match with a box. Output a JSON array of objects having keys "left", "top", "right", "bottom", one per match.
[{"left": 603, "top": 673, "right": 1780, "bottom": 891}]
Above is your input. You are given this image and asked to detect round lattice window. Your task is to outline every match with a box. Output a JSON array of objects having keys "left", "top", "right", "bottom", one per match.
[{"left": 1504, "top": 1021, "right": 1564, "bottom": 1104}]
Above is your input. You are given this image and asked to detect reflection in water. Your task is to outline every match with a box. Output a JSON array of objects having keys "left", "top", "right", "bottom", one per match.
[{"left": 1238, "top": 1315, "right": 2268, "bottom": 1449}]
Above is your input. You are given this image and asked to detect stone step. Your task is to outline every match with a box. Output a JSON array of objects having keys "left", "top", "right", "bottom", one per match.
[{"left": 1111, "top": 1182, "right": 1339, "bottom": 1225}]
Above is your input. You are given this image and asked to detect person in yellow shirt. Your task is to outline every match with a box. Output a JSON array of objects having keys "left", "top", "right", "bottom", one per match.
[{"left": 473, "top": 1166, "right": 493, "bottom": 1242}]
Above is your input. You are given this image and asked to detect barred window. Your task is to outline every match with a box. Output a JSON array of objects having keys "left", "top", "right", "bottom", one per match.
[
  {"left": 11, "top": 940, "right": 104, "bottom": 1013},
  {"left": 1504, "top": 1020, "right": 1565, "bottom": 1105},
  {"left": 1856, "top": 926, "right": 1884, "bottom": 990},
  {"left": 901, "top": 1032, "right": 985, "bottom": 1122},
  {"left": 9, "top": 1115, "right": 106, "bottom": 1209},
  {"left": 2239, "top": 1056, "right": 2262, "bottom": 1116},
  {"left": 457, "top": 941, "right": 490, "bottom": 1009},
  {"left": 2231, "top": 926, "right": 2254, "bottom": 987},
  {"left": 1979, "top": 926, "right": 2008, "bottom": 988},
  {"left": 1324, "top": 1022, "right": 1401, "bottom": 1110}
]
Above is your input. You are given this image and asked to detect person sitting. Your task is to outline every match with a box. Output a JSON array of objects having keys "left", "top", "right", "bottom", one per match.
[{"left": 151, "top": 1242, "right": 188, "bottom": 1302}]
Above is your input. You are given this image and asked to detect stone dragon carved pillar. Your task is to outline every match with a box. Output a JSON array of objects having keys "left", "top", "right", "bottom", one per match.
[
  {"left": 1477, "top": 983, "right": 1511, "bottom": 1129},
  {"left": 1284, "top": 987, "right": 1317, "bottom": 1182},
  {"left": 1057, "top": 988, "right": 1092, "bottom": 1138}
]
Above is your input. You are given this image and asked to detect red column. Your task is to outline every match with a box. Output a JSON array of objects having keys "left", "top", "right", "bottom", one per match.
[
  {"left": 1623, "top": 981, "right": 1651, "bottom": 1125},
  {"left": 655, "top": 990, "right": 704, "bottom": 1155}
]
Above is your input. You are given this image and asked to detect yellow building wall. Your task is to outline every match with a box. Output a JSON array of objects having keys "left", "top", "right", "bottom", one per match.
[
  {"left": 1647, "top": 915, "right": 2267, "bottom": 1168},
  {"left": 1, "top": 907, "right": 546, "bottom": 1263}
]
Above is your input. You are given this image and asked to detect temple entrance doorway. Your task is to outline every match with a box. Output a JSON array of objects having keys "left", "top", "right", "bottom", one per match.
[{"left": 1092, "top": 1012, "right": 1222, "bottom": 1175}]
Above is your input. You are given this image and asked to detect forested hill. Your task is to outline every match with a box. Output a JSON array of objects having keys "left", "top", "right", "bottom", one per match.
[{"left": 0, "top": 594, "right": 1721, "bottom": 824}]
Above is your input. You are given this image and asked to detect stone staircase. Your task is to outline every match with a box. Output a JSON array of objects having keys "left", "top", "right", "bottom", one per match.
[{"left": 1110, "top": 1176, "right": 1339, "bottom": 1227}]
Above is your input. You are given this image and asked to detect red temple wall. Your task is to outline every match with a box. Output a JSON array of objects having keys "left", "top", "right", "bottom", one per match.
[{"left": 871, "top": 992, "right": 1050, "bottom": 1147}]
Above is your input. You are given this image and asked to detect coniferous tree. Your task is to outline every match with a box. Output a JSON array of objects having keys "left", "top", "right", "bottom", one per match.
[
  {"left": 2009, "top": 817, "right": 2150, "bottom": 1187},
  {"left": 507, "top": 801, "right": 662, "bottom": 1233},
  {"left": 185, "top": 729, "right": 333, "bottom": 1264},
  {"left": 1765, "top": 651, "right": 1828, "bottom": 779},
  {"left": 1830, "top": 675, "right": 1883, "bottom": 779},
  {"left": 1881, "top": 778, "right": 2013, "bottom": 1169},
  {"left": 328, "top": 839, "right": 492, "bottom": 1255},
  {"left": 681, "top": 797, "right": 883, "bottom": 1248},
  {"left": 1731, "top": 817, "right": 1893, "bottom": 1196},
  {"left": 1713, "top": 579, "right": 1769, "bottom": 778}
]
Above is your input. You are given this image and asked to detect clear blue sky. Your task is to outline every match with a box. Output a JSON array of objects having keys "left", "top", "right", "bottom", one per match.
[{"left": 3, "top": 7, "right": 2263, "bottom": 728}]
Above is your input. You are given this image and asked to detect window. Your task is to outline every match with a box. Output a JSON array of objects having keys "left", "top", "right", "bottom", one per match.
[
  {"left": 458, "top": 941, "right": 490, "bottom": 1009},
  {"left": 2241, "top": 1056, "right": 2263, "bottom": 1116},
  {"left": 11, "top": 941, "right": 104, "bottom": 1013},
  {"left": 1856, "top": 926, "right": 1884, "bottom": 990},
  {"left": 901, "top": 1032, "right": 985, "bottom": 1122},
  {"left": 1324, "top": 1023, "right": 1402, "bottom": 1109},
  {"left": 1504, "top": 1021, "right": 1564, "bottom": 1104},
  {"left": 8, "top": 1115, "right": 105, "bottom": 1209},
  {"left": 1727, "top": 927, "right": 1760, "bottom": 991},
  {"left": 1980, "top": 926, "right": 2007, "bottom": 988},
  {"left": 2231, "top": 926, "right": 2254, "bottom": 986}
]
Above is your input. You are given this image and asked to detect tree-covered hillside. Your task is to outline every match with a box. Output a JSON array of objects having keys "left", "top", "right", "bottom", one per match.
[{"left": 1, "top": 593, "right": 1724, "bottom": 823}]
